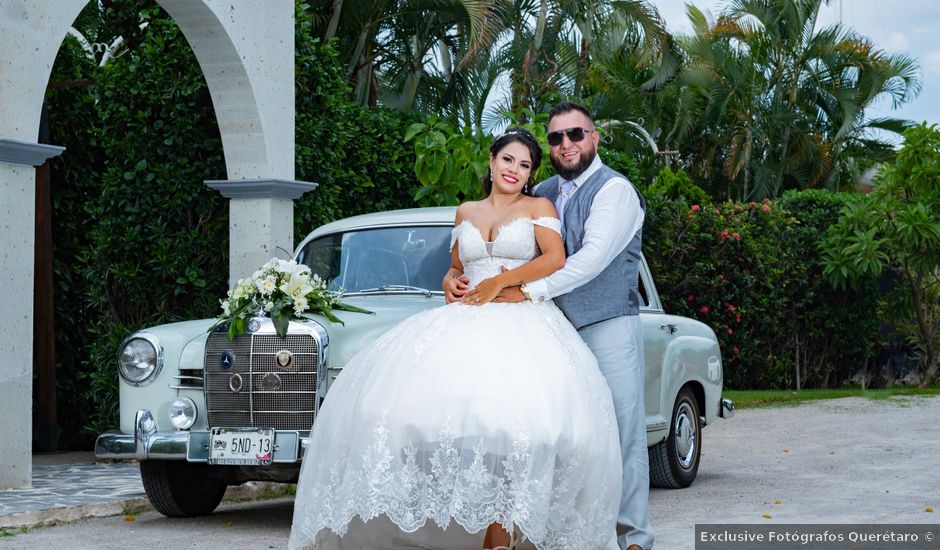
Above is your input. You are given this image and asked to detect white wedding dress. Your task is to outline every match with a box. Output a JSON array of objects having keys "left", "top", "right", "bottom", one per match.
[{"left": 289, "top": 217, "right": 621, "bottom": 550}]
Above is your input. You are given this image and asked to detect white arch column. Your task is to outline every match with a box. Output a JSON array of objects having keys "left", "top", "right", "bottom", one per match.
[
  {"left": 0, "top": 0, "right": 88, "bottom": 489},
  {"left": 0, "top": 0, "right": 313, "bottom": 489},
  {"left": 157, "top": 0, "right": 316, "bottom": 285}
]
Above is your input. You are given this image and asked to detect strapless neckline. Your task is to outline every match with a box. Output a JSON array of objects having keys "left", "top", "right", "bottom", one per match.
[{"left": 456, "top": 217, "right": 533, "bottom": 244}]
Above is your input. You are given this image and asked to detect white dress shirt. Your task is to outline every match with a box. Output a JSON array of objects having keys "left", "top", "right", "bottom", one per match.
[{"left": 525, "top": 154, "right": 645, "bottom": 302}]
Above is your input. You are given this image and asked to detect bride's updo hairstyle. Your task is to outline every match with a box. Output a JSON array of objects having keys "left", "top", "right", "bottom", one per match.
[{"left": 482, "top": 127, "right": 542, "bottom": 197}]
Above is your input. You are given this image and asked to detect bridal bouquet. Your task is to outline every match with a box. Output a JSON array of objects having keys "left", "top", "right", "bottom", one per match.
[{"left": 212, "top": 257, "right": 371, "bottom": 339}]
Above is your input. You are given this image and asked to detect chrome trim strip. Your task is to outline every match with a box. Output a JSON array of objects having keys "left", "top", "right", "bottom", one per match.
[
  {"left": 95, "top": 429, "right": 310, "bottom": 463},
  {"left": 720, "top": 397, "right": 735, "bottom": 418},
  {"left": 646, "top": 420, "right": 669, "bottom": 432},
  {"left": 134, "top": 409, "right": 157, "bottom": 459},
  {"left": 248, "top": 390, "right": 321, "bottom": 395},
  {"left": 247, "top": 410, "right": 316, "bottom": 414},
  {"left": 342, "top": 290, "right": 444, "bottom": 297}
]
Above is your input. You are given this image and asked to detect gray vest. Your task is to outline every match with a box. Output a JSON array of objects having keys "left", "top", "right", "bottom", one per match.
[{"left": 535, "top": 163, "right": 646, "bottom": 329}]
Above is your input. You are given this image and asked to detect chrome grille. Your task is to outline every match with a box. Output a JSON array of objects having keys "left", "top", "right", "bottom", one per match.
[{"left": 204, "top": 328, "right": 320, "bottom": 432}]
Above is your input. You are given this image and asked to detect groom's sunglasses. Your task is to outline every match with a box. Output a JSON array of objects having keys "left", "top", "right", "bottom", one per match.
[{"left": 547, "top": 127, "right": 594, "bottom": 147}]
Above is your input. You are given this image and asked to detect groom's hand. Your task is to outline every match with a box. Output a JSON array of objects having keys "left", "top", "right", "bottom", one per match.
[
  {"left": 443, "top": 275, "right": 470, "bottom": 303},
  {"left": 493, "top": 265, "right": 526, "bottom": 303},
  {"left": 493, "top": 286, "right": 525, "bottom": 303}
]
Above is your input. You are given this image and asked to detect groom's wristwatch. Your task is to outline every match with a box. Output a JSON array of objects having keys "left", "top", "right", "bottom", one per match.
[{"left": 520, "top": 283, "right": 533, "bottom": 302}]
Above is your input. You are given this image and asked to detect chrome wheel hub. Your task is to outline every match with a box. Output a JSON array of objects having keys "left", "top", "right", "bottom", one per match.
[{"left": 674, "top": 402, "right": 697, "bottom": 469}]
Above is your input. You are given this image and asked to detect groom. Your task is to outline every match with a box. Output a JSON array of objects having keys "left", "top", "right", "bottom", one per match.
[{"left": 500, "top": 102, "right": 653, "bottom": 550}]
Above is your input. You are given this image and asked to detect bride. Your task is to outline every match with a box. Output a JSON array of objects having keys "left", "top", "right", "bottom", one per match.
[{"left": 289, "top": 128, "right": 621, "bottom": 550}]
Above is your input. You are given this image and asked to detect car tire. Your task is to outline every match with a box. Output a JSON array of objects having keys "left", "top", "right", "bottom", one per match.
[
  {"left": 649, "top": 386, "right": 701, "bottom": 488},
  {"left": 140, "top": 460, "right": 227, "bottom": 517}
]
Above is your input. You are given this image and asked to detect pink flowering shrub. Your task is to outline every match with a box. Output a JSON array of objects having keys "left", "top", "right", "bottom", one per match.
[{"left": 643, "top": 190, "right": 880, "bottom": 389}]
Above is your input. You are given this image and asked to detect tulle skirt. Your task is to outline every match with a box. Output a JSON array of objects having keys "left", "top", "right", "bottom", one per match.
[{"left": 289, "top": 301, "right": 621, "bottom": 550}]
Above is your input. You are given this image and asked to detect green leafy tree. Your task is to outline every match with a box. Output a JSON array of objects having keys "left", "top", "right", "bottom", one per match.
[
  {"left": 646, "top": 167, "right": 710, "bottom": 205},
  {"left": 405, "top": 109, "right": 553, "bottom": 206},
  {"left": 293, "top": 15, "right": 420, "bottom": 234},
  {"left": 405, "top": 116, "right": 493, "bottom": 205},
  {"left": 662, "top": 0, "right": 920, "bottom": 200},
  {"left": 822, "top": 123, "right": 940, "bottom": 387}
]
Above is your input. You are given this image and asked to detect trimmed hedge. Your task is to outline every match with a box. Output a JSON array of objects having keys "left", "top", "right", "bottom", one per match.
[
  {"left": 644, "top": 188, "right": 881, "bottom": 389},
  {"left": 45, "top": 6, "right": 420, "bottom": 445},
  {"left": 294, "top": 32, "right": 419, "bottom": 234}
]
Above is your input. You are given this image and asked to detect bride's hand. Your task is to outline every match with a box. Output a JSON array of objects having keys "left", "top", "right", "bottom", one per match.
[{"left": 462, "top": 276, "right": 504, "bottom": 306}]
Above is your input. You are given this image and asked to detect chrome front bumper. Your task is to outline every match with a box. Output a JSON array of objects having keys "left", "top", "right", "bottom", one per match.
[
  {"left": 719, "top": 397, "right": 735, "bottom": 418},
  {"left": 95, "top": 409, "right": 309, "bottom": 463}
]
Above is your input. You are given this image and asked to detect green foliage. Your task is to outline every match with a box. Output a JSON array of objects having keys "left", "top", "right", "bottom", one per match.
[
  {"left": 644, "top": 189, "right": 881, "bottom": 389},
  {"left": 406, "top": 109, "right": 559, "bottom": 206},
  {"left": 44, "top": 36, "right": 103, "bottom": 449},
  {"left": 405, "top": 116, "right": 491, "bottom": 205},
  {"left": 776, "top": 189, "right": 881, "bottom": 387},
  {"left": 822, "top": 123, "right": 940, "bottom": 386},
  {"left": 293, "top": 28, "right": 419, "bottom": 234},
  {"left": 46, "top": 7, "right": 422, "bottom": 444},
  {"left": 78, "top": 14, "right": 229, "bottom": 436},
  {"left": 598, "top": 148, "right": 646, "bottom": 190},
  {"left": 646, "top": 168, "right": 710, "bottom": 205}
]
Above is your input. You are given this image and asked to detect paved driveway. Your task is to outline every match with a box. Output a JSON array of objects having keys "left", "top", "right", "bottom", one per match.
[{"left": 3, "top": 395, "right": 938, "bottom": 549}]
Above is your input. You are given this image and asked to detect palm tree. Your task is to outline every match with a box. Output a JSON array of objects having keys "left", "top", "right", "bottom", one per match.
[
  {"left": 662, "top": 0, "right": 921, "bottom": 200},
  {"left": 304, "top": 0, "right": 502, "bottom": 109}
]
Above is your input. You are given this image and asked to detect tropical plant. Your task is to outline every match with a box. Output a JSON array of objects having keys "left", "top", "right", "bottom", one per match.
[
  {"left": 405, "top": 116, "right": 491, "bottom": 205},
  {"left": 302, "top": 0, "right": 503, "bottom": 109},
  {"left": 822, "top": 123, "right": 940, "bottom": 387},
  {"left": 406, "top": 109, "right": 553, "bottom": 205},
  {"left": 661, "top": 0, "right": 921, "bottom": 200}
]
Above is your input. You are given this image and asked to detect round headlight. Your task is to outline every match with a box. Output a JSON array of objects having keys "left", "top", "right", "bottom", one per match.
[
  {"left": 118, "top": 334, "right": 164, "bottom": 386},
  {"left": 168, "top": 397, "right": 197, "bottom": 430}
]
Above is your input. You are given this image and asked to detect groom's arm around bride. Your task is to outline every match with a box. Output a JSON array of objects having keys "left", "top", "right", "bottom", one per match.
[{"left": 496, "top": 101, "right": 654, "bottom": 550}]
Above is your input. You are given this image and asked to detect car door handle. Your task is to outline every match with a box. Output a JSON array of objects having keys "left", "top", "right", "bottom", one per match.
[{"left": 660, "top": 324, "right": 677, "bottom": 334}]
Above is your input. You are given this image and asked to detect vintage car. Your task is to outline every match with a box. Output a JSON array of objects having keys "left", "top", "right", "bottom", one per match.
[{"left": 96, "top": 206, "right": 734, "bottom": 517}]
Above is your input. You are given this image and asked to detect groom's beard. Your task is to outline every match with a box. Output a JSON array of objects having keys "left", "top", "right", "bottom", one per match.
[{"left": 551, "top": 147, "right": 596, "bottom": 181}]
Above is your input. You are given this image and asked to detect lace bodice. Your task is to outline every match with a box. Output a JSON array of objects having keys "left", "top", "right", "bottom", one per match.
[{"left": 451, "top": 217, "right": 562, "bottom": 288}]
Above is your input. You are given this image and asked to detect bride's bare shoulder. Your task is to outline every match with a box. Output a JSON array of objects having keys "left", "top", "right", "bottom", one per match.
[
  {"left": 523, "top": 196, "right": 559, "bottom": 219},
  {"left": 455, "top": 201, "right": 482, "bottom": 224}
]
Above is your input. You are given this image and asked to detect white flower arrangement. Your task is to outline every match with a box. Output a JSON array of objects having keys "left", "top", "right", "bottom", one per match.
[{"left": 213, "top": 257, "right": 370, "bottom": 339}]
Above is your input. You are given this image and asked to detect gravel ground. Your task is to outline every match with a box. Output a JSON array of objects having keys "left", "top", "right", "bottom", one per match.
[
  {"left": 2, "top": 395, "right": 938, "bottom": 549},
  {"left": 650, "top": 395, "right": 939, "bottom": 549}
]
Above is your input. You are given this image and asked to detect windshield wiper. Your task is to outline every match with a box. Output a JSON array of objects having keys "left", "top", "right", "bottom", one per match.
[{"left": 349, "top": 285, "right": 435, "bottom": 297}]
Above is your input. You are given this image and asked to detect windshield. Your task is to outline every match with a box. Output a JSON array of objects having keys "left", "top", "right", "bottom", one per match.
[{"left": 296, "top": 225, "right": 452, "bottom": 293}]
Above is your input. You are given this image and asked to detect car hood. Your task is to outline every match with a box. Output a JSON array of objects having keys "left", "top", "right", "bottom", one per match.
[
  {"left": 139, "top": 296, "right": 444, "bottom": 373},
  {"left": 304, "top": 294, "right": 444, "bottom": 369}
]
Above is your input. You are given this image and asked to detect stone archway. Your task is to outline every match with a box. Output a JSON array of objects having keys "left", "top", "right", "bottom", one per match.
[{"left": 0, "top": 0, "right": 314, "bottom": 489}]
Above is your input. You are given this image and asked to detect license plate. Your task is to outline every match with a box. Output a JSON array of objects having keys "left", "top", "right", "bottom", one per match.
[{"left": 208, "top": 428, "right": 274, "bottom": 465}]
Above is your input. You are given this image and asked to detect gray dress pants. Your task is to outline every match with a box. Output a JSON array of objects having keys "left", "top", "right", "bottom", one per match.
[{"left": 579, "top": 315, "right": 654, "bottom": 550}]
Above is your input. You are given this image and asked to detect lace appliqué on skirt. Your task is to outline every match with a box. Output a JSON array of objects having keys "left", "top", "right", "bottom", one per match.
[{"left": 291, "top": 413, "right": 618, "bottom": 550}]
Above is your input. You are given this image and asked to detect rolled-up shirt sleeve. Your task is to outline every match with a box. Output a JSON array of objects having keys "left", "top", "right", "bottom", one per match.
[{"left": 525, "top": 178, "right": 644, "bottom": 302}]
